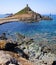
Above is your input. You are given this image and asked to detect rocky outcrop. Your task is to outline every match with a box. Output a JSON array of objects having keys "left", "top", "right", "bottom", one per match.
[{"left": 42, "top": 16, "right": 52, "bottom": 20}]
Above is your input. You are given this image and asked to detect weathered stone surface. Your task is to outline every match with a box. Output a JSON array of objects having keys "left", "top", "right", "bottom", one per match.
[
  {"left": 21, "top": 41, "right": 56, "bottom": 65},
  {"left": 0, "top": 50, "right": 34, "bottom": 65}
]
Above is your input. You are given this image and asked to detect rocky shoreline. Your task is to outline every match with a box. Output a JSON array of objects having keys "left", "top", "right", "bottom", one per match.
[
  {"left": 0, "top": 16, "right": 52, "bottom": 25},
  {"left": 0, "top": 33, "right": 56, "bottom": 65},
  {"left": 0, "top": 18, "right": 19, "bottom": 25}
]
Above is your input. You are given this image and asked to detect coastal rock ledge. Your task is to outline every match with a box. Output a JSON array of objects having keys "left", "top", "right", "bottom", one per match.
[{"left": 0, "top": 4, "right": 52, "bottom": 24}]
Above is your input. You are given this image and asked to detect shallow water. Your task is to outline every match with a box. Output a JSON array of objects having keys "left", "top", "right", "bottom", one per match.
[{"left": 0, "top": 15, "right": 56, "bottom": 43}]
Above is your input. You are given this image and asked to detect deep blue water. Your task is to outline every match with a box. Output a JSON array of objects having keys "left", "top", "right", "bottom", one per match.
[{"left": 0, "top": 15, "right": 56, "bottom": 43}]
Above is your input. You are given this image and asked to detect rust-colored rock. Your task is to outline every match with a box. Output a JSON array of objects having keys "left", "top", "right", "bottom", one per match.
[{"left": 0, "top": 40, "right": 6, "bottom": 49}]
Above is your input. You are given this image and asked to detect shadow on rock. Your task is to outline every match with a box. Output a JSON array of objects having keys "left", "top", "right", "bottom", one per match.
[
  {"left": 52, "top": 61, "right": 56, "bottom": 65},
  {"left": 14, "top": 47, "right": 29, "bottom": 59},
  {"left": 5, "top": 42, "right": 18, "bottom": 51},
  {"left": 4, "top": 42, "right": 29, "bottom": 59},
  {"left": 6, "top": 58, "right": 19, "bottom": 65}
]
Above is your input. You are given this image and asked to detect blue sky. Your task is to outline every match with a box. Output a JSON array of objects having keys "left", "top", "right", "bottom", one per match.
[{"left": 0, "top": 0, "right": 56, "bottom": 14}]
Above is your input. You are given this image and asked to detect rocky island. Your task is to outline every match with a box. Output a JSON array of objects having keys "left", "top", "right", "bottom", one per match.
[{"left": 0, "top": 4, "right": 52, "bottom": 24}]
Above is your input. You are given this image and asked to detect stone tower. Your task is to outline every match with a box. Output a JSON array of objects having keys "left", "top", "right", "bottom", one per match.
[
  {"left": 26, "top": 4, "right": 28, "bottom": 7},
  {"left": 26, "top": 4, "right": 32, "bottom": 12}
]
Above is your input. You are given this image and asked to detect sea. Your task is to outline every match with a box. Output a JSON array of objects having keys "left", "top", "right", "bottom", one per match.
[{"left": 0, "top": 14, "right": 56, "bottom": 44}]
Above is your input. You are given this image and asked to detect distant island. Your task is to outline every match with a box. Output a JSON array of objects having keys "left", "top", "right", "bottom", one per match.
[{"left": 0, "top": 4, "right": 52, "bottom": 24}]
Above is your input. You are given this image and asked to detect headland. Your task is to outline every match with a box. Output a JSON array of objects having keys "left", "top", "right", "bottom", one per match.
[{"left": 0, "top": 4, "right": 52, "bottom": 24}]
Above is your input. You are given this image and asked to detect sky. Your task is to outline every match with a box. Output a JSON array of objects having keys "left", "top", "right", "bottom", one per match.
[{"left": 0, "top": 0, "right": 56, "bottom": 14}]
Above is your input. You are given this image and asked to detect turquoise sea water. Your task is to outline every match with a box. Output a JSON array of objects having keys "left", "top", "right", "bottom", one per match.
[{"left": 0, "top": 15, "right": 56, "bottom": 43}]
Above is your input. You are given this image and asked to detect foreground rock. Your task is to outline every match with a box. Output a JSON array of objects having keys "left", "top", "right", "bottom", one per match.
[
  {"left": 0, "top": 33, "right": 56, "bottom": 65},
  {"left": 0, "top": 50, "right": 34, "bottom": 65}
]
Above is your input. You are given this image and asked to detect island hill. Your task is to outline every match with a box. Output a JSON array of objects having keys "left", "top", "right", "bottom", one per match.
[{"left": 0, "top": 4, "right": 52, "bottom": 24}]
